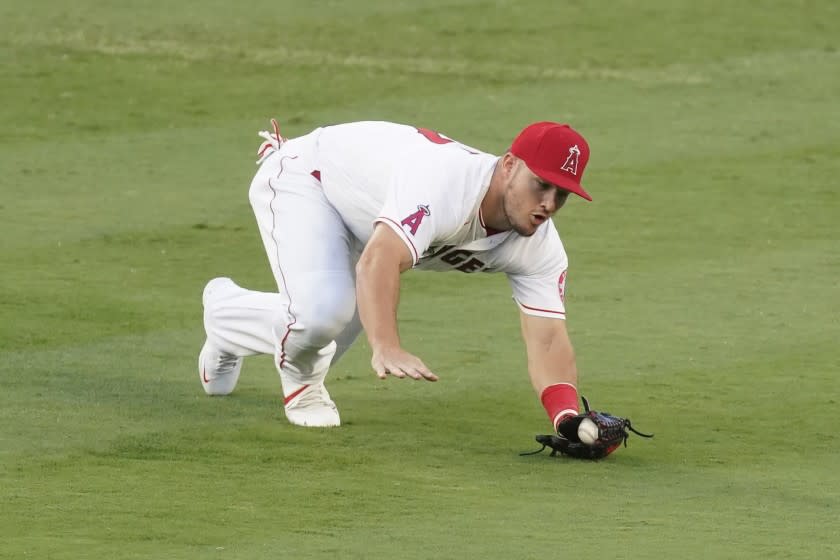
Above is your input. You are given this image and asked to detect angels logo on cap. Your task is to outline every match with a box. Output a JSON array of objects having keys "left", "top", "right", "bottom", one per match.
[
  {"left": 560, "top": 145, "right": 581, "bottom": 176},
  {"left": 510, "top": 122, "right": 592, "bottom": 201}
]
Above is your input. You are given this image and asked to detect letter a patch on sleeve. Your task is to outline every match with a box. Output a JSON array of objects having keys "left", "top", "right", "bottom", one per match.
[{"left": 400, "top": 204, "right": 431, "bottom": 236}]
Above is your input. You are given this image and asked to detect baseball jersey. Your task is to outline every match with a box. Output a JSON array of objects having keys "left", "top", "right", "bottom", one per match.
[{"left": 314, "top": 121, "right": 570, "bottom": 319}]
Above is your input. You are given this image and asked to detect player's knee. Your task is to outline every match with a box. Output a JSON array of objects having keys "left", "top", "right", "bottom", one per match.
[
  {"left": 301, "top": 308, "right": 353, "bottom": 348},
  {"left": 275, "top": 279, "right": 356, "bottom": 350}
]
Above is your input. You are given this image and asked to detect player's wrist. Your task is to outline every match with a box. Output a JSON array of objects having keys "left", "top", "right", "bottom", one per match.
[
  {"left": 540, "top": 383, "right": 580, "bottom": 431},
  {"left": 367, "top": 335, "right": 401, "bottom": 354}
]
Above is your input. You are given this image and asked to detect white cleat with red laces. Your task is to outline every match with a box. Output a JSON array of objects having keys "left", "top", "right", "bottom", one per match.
[{"left": 283, "top": 383, "right": 341, "bottom": 427}]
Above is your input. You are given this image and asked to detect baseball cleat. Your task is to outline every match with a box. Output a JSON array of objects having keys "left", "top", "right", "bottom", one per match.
[
  {"left": 198, "top": 340, "right": 243, "bottom": 396},
  {"left": 283, "top": 383, "right": 341, "bottom": 427}
]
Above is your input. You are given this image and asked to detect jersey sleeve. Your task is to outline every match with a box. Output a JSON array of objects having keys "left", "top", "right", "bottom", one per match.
[
  {"left": 374, "top": 146, "right": 468, "bottom": 265},
  {"left": 505, "top": 225, "right": 570, "bottom": 319}
]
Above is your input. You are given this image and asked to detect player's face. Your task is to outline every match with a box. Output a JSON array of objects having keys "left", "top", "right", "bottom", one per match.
[{"left": 502, "top": 159, "right": 569, "bottom": 236}]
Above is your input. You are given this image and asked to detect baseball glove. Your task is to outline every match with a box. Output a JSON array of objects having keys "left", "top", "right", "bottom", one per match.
[{"left": 521, "top": 396, "right": 653, "bottom": 460}]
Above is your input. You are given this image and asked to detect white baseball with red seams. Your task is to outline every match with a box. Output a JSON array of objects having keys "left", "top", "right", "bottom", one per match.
[{"left": 577, "top": 418, "right": 599, "bottom": 445}]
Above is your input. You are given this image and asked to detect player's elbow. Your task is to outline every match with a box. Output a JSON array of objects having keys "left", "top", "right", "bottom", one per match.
[
  {"left": 354, "top": 250, "right": 376, "bottom": 279},
  {"left": 357, "top": 244, "right": 409, "bottom": 279}
]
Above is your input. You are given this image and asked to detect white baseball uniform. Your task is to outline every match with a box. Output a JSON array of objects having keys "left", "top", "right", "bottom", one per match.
[{"left": 203, "top": 121, "right": 569, "bottom": 393}]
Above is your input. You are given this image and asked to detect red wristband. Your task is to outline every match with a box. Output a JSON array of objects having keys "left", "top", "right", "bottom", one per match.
[{"left": 541, "top": 383, "right": 579, "bottom": 430}]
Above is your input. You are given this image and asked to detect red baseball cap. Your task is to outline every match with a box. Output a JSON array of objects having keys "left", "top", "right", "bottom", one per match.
[{"left": 510, "top": 122, "right": 592, "bottom": 201}]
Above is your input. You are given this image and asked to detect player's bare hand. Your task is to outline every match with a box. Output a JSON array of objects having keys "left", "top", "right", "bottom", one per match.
[{"left": 370, "top": 346, "right": 438, "bottom": 382}]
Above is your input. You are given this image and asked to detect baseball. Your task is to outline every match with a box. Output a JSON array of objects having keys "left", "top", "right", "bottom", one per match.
[{"left": 577, "top": 418, "right": 599, "bottom": 445}]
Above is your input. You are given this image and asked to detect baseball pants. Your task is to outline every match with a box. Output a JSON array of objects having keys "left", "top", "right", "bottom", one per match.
[{"left": 202, "top": 131, "right": 364, "bottom": 390}]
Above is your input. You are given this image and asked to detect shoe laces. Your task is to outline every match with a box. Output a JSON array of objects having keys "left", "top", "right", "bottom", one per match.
[{"left": 215, "top": 352, "right": 240, "bottom": 376}]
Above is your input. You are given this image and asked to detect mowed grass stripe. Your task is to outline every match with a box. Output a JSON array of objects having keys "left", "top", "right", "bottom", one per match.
[
  {"left": 4, "top": 26, "right": 837, "bottom": 90},
  {"left": 2, "top": 31, "right": 710, "bottom": 85},
  {"left": 4, "top": 434, "right": 837, "bottom": 558}
]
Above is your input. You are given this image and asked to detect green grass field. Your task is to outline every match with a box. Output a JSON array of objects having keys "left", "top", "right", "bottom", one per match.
[{"left": 2, "top": 1, "right": 839, "bottom": 558}]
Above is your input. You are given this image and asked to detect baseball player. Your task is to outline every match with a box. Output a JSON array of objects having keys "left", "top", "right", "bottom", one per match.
[{"left": 199, "top": 119, "right": 591, "bottom": 434}]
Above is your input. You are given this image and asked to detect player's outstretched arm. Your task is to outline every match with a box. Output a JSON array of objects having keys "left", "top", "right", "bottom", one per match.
[
  {"left": 356, "top": 224, "right": 438, "bottom": 382},
  {"left": 519, "top": 312, "right": 578, "bottom": 398}
]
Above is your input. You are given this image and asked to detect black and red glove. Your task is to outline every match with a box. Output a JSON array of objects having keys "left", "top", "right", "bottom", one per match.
[{"left": 522, "top": 397, "right": 653, "bottom": 460}]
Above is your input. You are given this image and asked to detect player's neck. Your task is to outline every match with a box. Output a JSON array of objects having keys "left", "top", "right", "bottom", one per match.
[{"left": 480, "top": 159, "right": 512, "bottom": 232}]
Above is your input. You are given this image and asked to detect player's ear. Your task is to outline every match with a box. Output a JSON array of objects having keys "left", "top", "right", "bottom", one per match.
[{"left": 501, "top": 152, "right": 518, "bottom": 176}]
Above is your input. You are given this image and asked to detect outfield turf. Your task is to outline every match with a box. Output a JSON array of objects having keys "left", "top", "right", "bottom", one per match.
[{"left": 2, "top": 1, "right": 839, "bottom": 558}]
